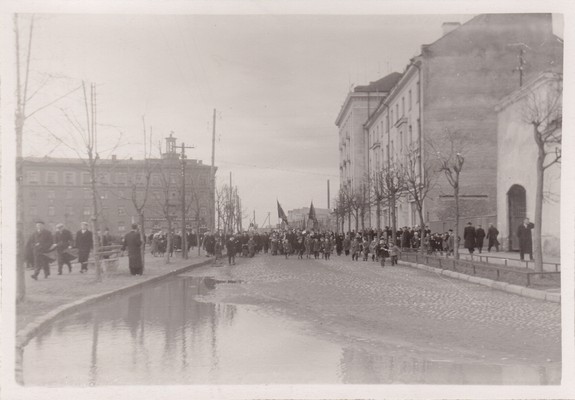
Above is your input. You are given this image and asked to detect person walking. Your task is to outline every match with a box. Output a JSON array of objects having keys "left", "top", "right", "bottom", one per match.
[
  {"left": 343, "top": 234, "right": 351, "bottom": 256},
  {"left": 122, "top": 223, "right": 143, "bottom": 275},
  {"left": 54, "top": 223, "right": 74, "bottom": 274},
  {"left": 517, "top": 218, "right": 535, "bottom": 261},
  {"left": 486, "top": 223, "right": 500, "bottom": 252},
  {"left": 226, "top": 235, "right": 237, "bottom": 265},
  {"left": 475, "top": 225, "right": 486, "bottom": 253},
  {"left": 30, "top": 220, "right": 54, "bottom": 280},
  {"left": 463, "top": 222, "right": 477, "bottom": 255},
  {"left": 75, "top": 222, "right": 93, "bottom": 273}
]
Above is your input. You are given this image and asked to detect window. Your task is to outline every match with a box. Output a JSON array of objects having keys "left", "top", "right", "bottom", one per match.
[
  {"left": 115, "top": 172, "right": 127, "bottom": 185},
  {"left": 30, "top": 206, "right": 38, "bottom": 216},
  {"left": 83, "top": 206, "right": 91, "bottom": 216},
  {"left": 64, "top": 172, "right": 75, "bottom": 185},
  {"left": 27, "top": 171, "right": 40, "bottom": 184},
  {"left": 98, "top": 173, "right": 109, "bottom": 185},
  {"left": 409, "top": 90, "right": 412, "bottom": 110},
  {"left": 48, "top": 206, "right": 56, "bottom": 216},
  {"left": 82, "top": 173, "right": 90, "bottom": 185},
  {"left": 118, "top": 207, "right": 126, "bottom": 216},
  {"left": 65, "top": 190, "right": 72, "bottom": 199},
  {"left": 401, "top": 97, "right": 405, "bottom": 116},
  {"left": 65, "top": 205, "right": 74, "bottom": 216},
  {"left": 390, "top": 110, "right": 394, "bottom": 125},
  {"left": 48, "top": 190, "right": 56, "bottom": 199},
  {"left": 170, "top": 173, "right": 178, "bottom": 185},
  {"left": 395, "top": 104, "right": 399, "bottom": 120},
  {"left": 83, "top": 188, "right": 91, "bottom": 199},
  {"left": 417, "top": 81, "right": 420, "bottom": 103},
  {"left": 151, "top": 174, "right": 160, "bottom": 187},
  {"left": 386, "top": 116, "right": 389, "bottom": 132},
  {"left": 200, "top": 207, "right": 207, "bottom": 217},
  {"left": 46, "top": 171, "right": 57, "bottom": 185},
  {"left": 118, "top": 222, "right": 126, "bottom": 232},
  {"left": 30, "top": 189, "right": 38, "bottom": 200}
]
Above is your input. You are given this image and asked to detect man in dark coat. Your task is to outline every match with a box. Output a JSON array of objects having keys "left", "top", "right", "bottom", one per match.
[
  {"left": 486, "top": 223, "right": 500, "bottom": 252},
  {"left": 475, "top": 225, "right": 486, "bottom": 253},
  {"left": 463, "top": 222, "right": 476, "bottom": 254},
  {"left": 76, "top": 222, "right": 93, "bottom": 273},
  {"left": 517, "top": 218, "right": 535, "bottom": 261},
  {"left": 226, "top": 235, "right": 237, "bottom": 265},
  {"left": 31, "top": 221, "right": 54, "bottom": 280},
  {"left": 54, "top": 223, "right": 74, "bottom": 274},
  {"left": 122, "top": 223, "right": 143, "bottom": 275}
]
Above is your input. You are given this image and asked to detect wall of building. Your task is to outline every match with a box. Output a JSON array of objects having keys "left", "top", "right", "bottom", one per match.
[
  {"left": 421, "top": 13, "right": 563, "bottom": 228},
  {"left": 496, "top": 75, "right": 561, "bottom": 257}
]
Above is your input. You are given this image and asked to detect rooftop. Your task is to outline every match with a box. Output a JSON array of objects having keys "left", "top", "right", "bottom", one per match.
[{"left": 353, "top": 72, "right": 403, "bottom": 93}]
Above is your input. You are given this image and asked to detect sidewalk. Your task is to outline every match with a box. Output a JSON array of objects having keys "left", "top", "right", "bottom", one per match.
[
  {"left": 457, "top": 250, "right": 561, "bottom": 271},
  {"left": 17, "top": 250, "right": 212, "bottom": 333}
]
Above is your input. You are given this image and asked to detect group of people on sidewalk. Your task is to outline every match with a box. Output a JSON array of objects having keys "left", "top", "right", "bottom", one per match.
[{"left": 27, "top": 220, "right": 145, "bottom": 279}]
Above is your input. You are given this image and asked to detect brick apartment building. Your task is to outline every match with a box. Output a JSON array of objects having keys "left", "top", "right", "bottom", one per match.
[
  {"left": 337, "top": 13, "right": 563, "bottom": 236},
  {"left": 21, "top": 134, "right": 216, "bottom": 239}
]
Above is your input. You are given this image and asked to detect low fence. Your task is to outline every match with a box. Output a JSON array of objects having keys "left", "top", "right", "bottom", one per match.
[{"left": 400, "top": 251, "right": 560, "bottom": 288}]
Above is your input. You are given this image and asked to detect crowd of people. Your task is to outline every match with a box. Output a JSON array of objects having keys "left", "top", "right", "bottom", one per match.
[{"left": 28, "top": 217, "right": 527, "bottom": 280}]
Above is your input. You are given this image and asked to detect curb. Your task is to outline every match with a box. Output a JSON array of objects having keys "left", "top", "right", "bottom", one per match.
[
  {"left": 399, "top": 260, "right": 560, "bottom": 304},
  {"left": 16, "top": 258, "right": 213, "bottom": 350}
]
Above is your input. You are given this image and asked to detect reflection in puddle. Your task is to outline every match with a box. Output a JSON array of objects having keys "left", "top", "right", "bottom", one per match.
[{"left": 22, "top": 276, "right": 559, "bottom": 386}]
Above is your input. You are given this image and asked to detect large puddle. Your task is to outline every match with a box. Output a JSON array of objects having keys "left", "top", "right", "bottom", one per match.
[{"left": 22, "top": 275, "right": 559, "bottom": 385}]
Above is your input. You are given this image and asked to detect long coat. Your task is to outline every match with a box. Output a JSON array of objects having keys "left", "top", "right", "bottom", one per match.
[
  {"left": 463, "top": 226, "right": 476, "bottom": 249},
  {"left": 122, "top": 230, "right": 143, "bottom": 274},
  {"left": 486, "top": 226, "right": 499, "bottom": 246},
  {"left": 517, "top": 222, "right": 535, "bottom": 253},
  {"left": 476, "top": 228, "right": 486, "bottom": 245},
  {"left": 32, "top": 228, "right": 54, "bottom": 265},
  {"left": 75, "top": 229, "right": 93, "bottom": 263}
]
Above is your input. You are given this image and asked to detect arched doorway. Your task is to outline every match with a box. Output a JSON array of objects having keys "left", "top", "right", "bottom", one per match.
[{"left": 507, "top": 184, "right": 526, "bottom": 251}]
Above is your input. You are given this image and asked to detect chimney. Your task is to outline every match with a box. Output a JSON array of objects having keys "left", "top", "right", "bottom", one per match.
[
  {"left": 111, "top": 155, "right": 117, "bottom": 161},
  {"left": 442, "top": 22, "right": 461, "bottom": 36}
]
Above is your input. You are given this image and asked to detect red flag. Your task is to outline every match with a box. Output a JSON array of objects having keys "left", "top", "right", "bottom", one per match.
[{"left": 308, "top": 202, "right": 318, "bottom": 222}]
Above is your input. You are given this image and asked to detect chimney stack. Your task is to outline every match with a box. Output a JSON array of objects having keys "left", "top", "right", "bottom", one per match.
[{"left": 442, "top": 22, "right": 461, "bottom": 36}]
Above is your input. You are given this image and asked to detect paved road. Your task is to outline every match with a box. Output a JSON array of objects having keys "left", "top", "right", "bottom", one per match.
[{"left": 185, "top": 253, "right": 561, "bottom": 377}]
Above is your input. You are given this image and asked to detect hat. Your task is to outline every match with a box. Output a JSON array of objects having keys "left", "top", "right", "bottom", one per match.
[
  {"left": 35, "top": 220, "right": 45, "bottom": 225},
  {"left": 131, "top": 223, "right": 138, "bottom": 230},
  {"left": 56, "top": 223, "right": 64, "bottom": 228}
]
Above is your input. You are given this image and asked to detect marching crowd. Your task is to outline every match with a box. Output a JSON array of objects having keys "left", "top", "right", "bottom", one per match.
[{"left": 28, "top": 217, "right": 532, "bottom": 280}]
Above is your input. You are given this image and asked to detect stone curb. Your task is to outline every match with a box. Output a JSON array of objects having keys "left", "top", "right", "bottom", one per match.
[
  {"left": 399, "top": 260, "right": 560, "bottom": 304},
  {"left": 16, "top": 258, "right": 213, "bottom": 350}
]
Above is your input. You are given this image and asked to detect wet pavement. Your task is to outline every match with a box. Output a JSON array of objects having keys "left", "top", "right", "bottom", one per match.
[{"left": 22, "top": 254, "right": 561, "bottom": 385}]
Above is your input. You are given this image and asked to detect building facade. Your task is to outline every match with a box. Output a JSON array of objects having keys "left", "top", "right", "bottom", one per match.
[
  {"left": 339, "top": 13, "right": 563, "bottom": 237},
  {"left": 21, "top": 136, "right": 215, "bottom": 239},
  {"left": 495, "top": 72, "right": 561, "bottom": 257}
]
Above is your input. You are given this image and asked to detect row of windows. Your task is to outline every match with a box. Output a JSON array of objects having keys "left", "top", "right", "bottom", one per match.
[
  {"left": 25, "top": 170, "right": 210, "bottom": 187},
  {"left": 29, "top": 187, "right": 209, "bottom": 201},
  {"left": 29, "top": 204, "right": 209, "bottom": 218}
]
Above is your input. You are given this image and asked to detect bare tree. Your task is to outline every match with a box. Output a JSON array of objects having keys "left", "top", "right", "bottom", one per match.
[
  {"left": 14, "top": 14, "right": 81, "bottom": 300},
  {"left": 154, "top": 157, "right": 179, "bottom": 264},
  {"left": 522, "top": 73, "right": 562, "bottom": 272},
  {"left": 401, "top": 144, "right": 436, "bottom": 254},
  {"left": 372, "top": 166, "right": 407, "bottom": 245},
  {"left": 432, "top": 129, "right": 467, "bottom": 259}
]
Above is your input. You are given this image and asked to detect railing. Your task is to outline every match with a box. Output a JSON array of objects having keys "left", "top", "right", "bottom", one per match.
[{"left": 400, "top": 251, "right": 560, "bottom": 288}]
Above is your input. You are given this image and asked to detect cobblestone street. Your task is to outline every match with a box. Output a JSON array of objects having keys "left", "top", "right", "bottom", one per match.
[{"left": 184, "top": 253, "right": 561, "bottom": 373}]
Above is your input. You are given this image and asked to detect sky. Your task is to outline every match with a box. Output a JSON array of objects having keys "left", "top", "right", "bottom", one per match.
[{"left": 19, "top": 13, "right": 563, "bottom": 227}]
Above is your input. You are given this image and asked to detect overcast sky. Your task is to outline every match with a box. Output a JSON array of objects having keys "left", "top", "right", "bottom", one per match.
[{"left": 21, "top": 13, "right": 563, "bottom": 227}]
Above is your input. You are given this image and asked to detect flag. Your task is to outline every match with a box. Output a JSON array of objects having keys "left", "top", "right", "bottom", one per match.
[
  {"left": 308, "top": 201, "right": 318, "bottom": 222},
  {"left": 277, "top": 200, "right": 289, "bottom": 225}
]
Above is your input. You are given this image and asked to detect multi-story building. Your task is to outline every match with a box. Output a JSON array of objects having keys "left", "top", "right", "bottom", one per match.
[
  {"left": 335, "top": 73, "right": 402, "bottom": 195},
  {"left": 342, "top": 13, "right": 563, "bottom": 236},
  {"left": 21, "top": 134, "right": 216, "bottom": 239}
]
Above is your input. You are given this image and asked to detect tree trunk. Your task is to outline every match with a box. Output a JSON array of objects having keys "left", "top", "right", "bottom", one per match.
[
  {"left": 139, "top": 212, "right": 146, "bottom": 269},
  {"left": 165, "top": 218, "right": 172, "bottom": 264},
  {"left": 89, "top": 158, "right": 102, "bottom": 281},
  {"left": 534, "top": 129, "right": 545, "bottom": 272},
  {"left": 376, "top": 201, "right": 381, "bottom": 240},
  {"left": 347, "top": 211, "right": 351, "bottom": 233},
  {"left": 454, "top": 182, "right": 460, "bottom": 260},
  {"left": 391, "top": 196, "right": 397, "bottom": 245},
  {"left": 418, "top": 207, "right": 425, "bottom": 256}
]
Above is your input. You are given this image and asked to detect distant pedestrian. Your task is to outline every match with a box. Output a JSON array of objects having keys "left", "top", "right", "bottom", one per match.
[
  {"left": 75, "top": 222, "right": 93, "bottom": 273},
  {"left": 226, "top": 236, "right": 237, "bottom": 265},
  {"left": 343, "top": 235, "right": 351, "bottom": 256},
  {"left": 122, "top": 223, "right": 143, "bottom": 275},
  {"left": 517, "top": 218, "right": 535, "bottom": 261},
  {"left": 54, "top": 223, "right": 74, "bottom": 274},
  {"left": 486, "top": 223, "right": 500, "bottom": 252},
  {"left": 389, "top": 243, "right": 401, "bottom": 266},
  {"left": 30, "top": 221, "right": 54, "bottom": 280},
  {"left": 463, "top": 222, "right": 476, "bottom": 254},
  {"left": 475, "top": 225, "right": 486, "bottom": 253}
]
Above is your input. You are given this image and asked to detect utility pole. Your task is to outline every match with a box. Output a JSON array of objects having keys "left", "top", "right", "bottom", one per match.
[
  {"left": 180, "top": 142, "right": 195, "bottom": 259},
  {"left": 327, "top": 179, "right": 330, "bottom": 209},
  {"left": 210, "top": 109, "right": 216, "bottom": 233}
]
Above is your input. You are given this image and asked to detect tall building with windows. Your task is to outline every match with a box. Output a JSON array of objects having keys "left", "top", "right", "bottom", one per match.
[
  {"left": 339, "top": 13, "right": 563, "bottom": 234},
  {"left": 21, "top": 135, "right": 216, "bottom": 239}
]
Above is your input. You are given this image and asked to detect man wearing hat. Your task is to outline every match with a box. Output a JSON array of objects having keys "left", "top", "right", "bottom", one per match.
[
  {"left": 76, "top": 222, "right": 93, "bottom": 273},
  {"left": 54, "top": 223, "right": 74, "bottom": 274},
  {"left": 122, "top": 223, "right": 143, "bottom": 275},
  {"left": 30, "top": 220, "right": 54, "bottom": 280}
]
